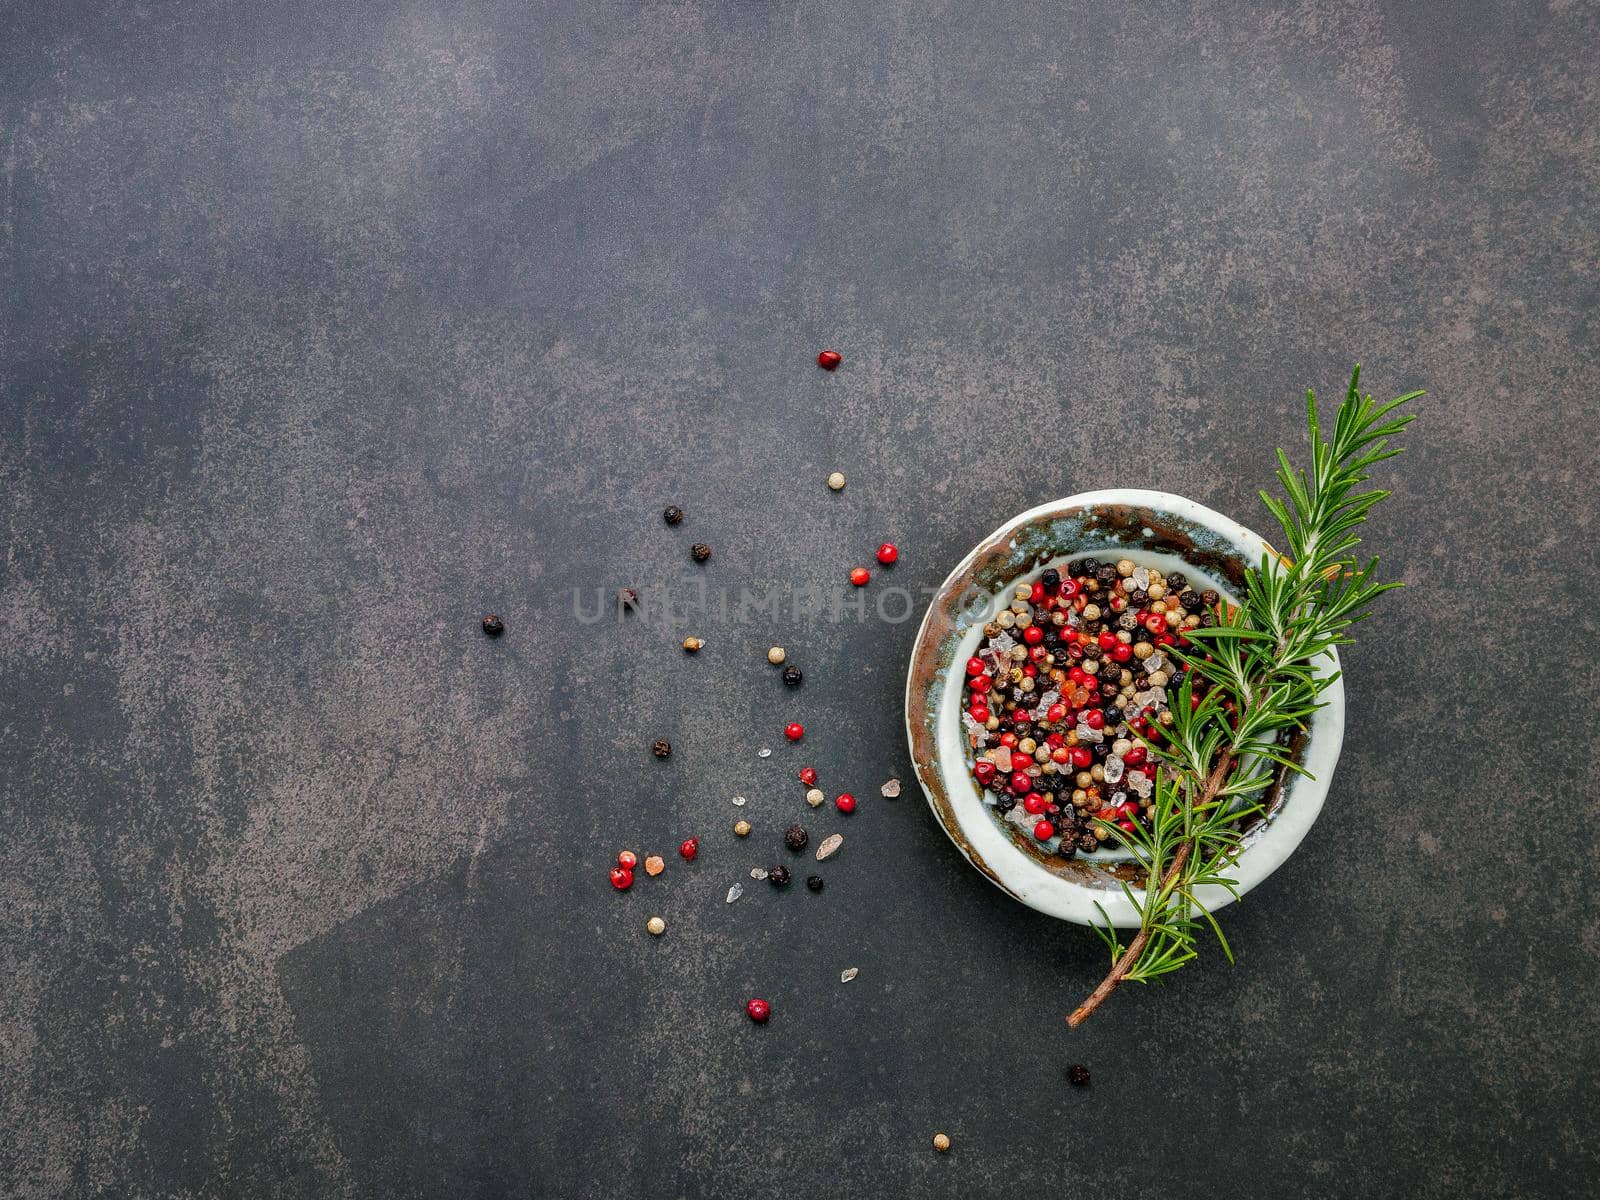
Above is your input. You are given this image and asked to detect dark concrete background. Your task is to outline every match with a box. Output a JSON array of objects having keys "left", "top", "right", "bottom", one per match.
[{"left": 3, "top": 1, "right": 1597, "bottom": 1197}]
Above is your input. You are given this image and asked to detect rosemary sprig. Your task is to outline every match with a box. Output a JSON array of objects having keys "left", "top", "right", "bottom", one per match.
[{"left": 1068, "top": 366, "right": 1420, "bottom": 1027}]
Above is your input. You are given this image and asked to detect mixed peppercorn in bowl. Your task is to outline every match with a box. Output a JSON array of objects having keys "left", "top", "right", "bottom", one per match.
[
  {"left": 961, "top": 556, "right": 1223, "bottom": 860},
  {"left": 904, "top": 489, "right": 1346, "bottom": 927}
]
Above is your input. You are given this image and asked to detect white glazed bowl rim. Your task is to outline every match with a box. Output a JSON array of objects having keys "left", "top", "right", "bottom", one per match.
[{"left": 903, "top": 488, "right": 1344, "bottom": 928}]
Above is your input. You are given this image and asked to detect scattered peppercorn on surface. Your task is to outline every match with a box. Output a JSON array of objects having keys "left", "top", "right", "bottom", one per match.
[
  {"left": 606, "top": 461, "right": 1141, "bottom": 1145},
  {"left": 962, "top": 556, "right": 1227, "bottom": 856}
]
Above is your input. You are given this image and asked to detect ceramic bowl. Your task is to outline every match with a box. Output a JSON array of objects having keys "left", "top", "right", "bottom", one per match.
[{"left": 904, "top": 489, "right": 1344, "bottom": 928}]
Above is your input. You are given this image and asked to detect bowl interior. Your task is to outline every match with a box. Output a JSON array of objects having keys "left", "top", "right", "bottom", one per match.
[
  {"left": 949, "top": 546, "right": 1244, "bottom": 868},
  {"left": 904, "top": 489, "right": 1344, "bottom": 927}
]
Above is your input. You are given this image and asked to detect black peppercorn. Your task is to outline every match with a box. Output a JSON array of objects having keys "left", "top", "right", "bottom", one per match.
[
  {"left": 782, "top": 664, "right": 803, "bottom": 687},
  {"left": 1130, "top": 588, "right": 1149, "bottom": 606},
  {"left": 1069, "top": 1064, "right": 1091, "bottom": 1087},
  {"left": 1078, "top": 558, "right": 1101, "bottom": 575},
  {"left": 784, "top": 825, "right": 809, "bottom": 852},
  {"left": 690, "top": 543, "right": 711, "bottom": 562},
  {"left": 1040, "top": 568, "right": 1061, "bottom": 590},
  {"left": 663, "top": 505, "right": 684, "bottom": 525},
  {"left": 806, "top": 875, "right": 824, "bottom": 892},
  {"left": 1099, "top": 680, "right": 1119, "bottom": 698},
  {"left": 651, "top": 739, "right": 672, "bottom": 759},
  {"left": 1077, "top": 832, "right": 1100, "bottom": 853},
  {"left": 1104, "top": 705, "right": 1123, "bottom": 725},
  {"left": 1166, "top": 572, "right": 1187, "bottom": 591},
  {"left": 481, "top": 614, "right": 504, "bottom": 637},
  {"left": 1180, "top": 590, "right": 1201, "bottom": 611},
  {"left": 767, "top": 864, "right": 791, "bottom": 887},
  {"left": 1091, "top": 741, "right": 1110, "bottom": 760},
  {"left": 1201, "top": 589, "right": 1219, "bottom": 607},
  {"left": 1199, "top": 612, "right": 1216, "bottom": 627},
  {"left": 1095, "top": 565, "right": 1118, "bottom": 584}
]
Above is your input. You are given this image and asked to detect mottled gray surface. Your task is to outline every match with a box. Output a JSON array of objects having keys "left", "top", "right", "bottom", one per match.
[{"left": 2, "top": 1, "right": 1598, "bottom": 1197}]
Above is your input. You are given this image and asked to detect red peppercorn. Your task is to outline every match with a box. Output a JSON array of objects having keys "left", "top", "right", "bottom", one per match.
[
  {"left": 1124, "top": 746, "right": 1148, "bottom": 767},
  {"left": 1118, "top": 819, "right": 1136, "bottom": 833},
  {"left": 1033, "top": 820, "right": 1056, "bottom": 841},
  {"left": 1112, "top": 643, "right": 1133, "bottom": 663},
  {"left": 798, "top": 767, "right": 818, "bottom": 786},
  {"left": 1022, "top": 661, "right": 1039, "bottom": 675},
  {"left": 1046, "top": 703, "right": 1066, "bottom": 723},
  {"left": 1022, "top": 625, "right": 1044, "bottom": 646},
  {"left": 746, "top": 997, "right": 772, "bottom": 1022},
  {"left": 835, "top": 793, "right": 857, "bottom": 813},
  {"left": 1024, "top": 793, "right": 1048, "bottom": 815},
  {"left": 966, "top": 656, "right": 985, "bottom": 676},
  {"left": 971, "top": 674, "right": 991, "bottom": 692},
  {"left": 1028, "top": 645, "right": 1047, "bottom": 663},
  {"left": 784, "top": 722, "right": 805, "bottom": 741},
  {"left": 1085, "top": 709, "right": 1105, "bottom": 730},
  {"left": 1059, "top": 578, "right": 1080, "bottom": 598},
  {"left": 609, "top": 866, "right": 634, "bottom": 890},
  {"left": 618, "top": 850, "right": 639, "bottom": 870},
  {"left": 679, "top": 836, "right": 699, "bottom": 860},
  {"left": 1051, "top": 746, "right": 1071, "bottom": 764},
  {"left": 1098, "top": 631, "right": 1118, "bottom": 650},
  {"left": 1009, "top": 772, "right": 1031, "bottom": 795},
  {"left": 1146, "top": 614, "right": 1167, "bottom": 634},
  {"left": 876, "top": 542, "right": 899, "bottom": 565},
  {"left": 816, "top": 350, "right": 841, "bottom": 370},
  {"left": 969, "top": 705, "right": 990, "bottom": 723},
  {"left": 1071, "top": 747, "right": 1092, "bottom": 768},
  {"left": 1030, "top": 580, "right": 1046, "bottom": 604},
  {"left": 1158, "top": 632, "right": 1177, "bottom": 646},
  {"left": 973, "top": 762, "right": 997, "bottom": 787},
  {"left": 849, "top": 567, "right": 870, "bottom": 587},
  {"left": 999, "top": 732, "right": 1017, "bottom": 748},
  {"left": 1069, "top": 667, "right": 1089, "bottom": 685}
]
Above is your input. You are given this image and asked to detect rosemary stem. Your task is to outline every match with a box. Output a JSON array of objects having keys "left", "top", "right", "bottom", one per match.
[
  {"left": 1062, "top": 371, "right": 1415, "bottom": 1028},
  {"left": 1067, "top": 752, "right": 1233, "bottom": 1027}
]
